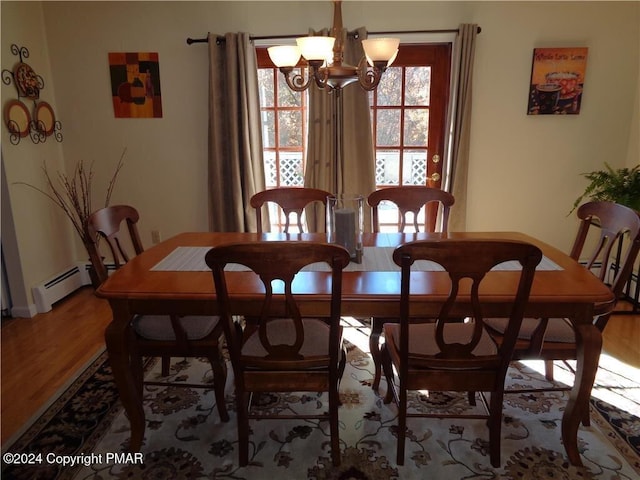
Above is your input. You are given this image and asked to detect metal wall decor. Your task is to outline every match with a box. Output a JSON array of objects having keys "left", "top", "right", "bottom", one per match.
[{"left": 2, "top": 44, "right": 63, "bottom": 145}]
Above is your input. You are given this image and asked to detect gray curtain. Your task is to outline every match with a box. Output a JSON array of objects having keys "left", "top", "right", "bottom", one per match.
[
  {"left": 448, "top": 24, "right": 478, "bottom": 231},
  {"left": 304, "top": 27, "right": 376, "bottom": 231},
  {"left": 208, "top": 32, "right": 266, "bottom": 232}
]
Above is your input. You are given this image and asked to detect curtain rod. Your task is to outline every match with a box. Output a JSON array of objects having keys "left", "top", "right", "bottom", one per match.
[{"left": 186, "top": 26, "right": 481, "bottom": 45}]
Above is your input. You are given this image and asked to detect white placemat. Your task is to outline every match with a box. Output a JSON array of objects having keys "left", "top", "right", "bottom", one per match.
[{"left": 151, "top": 246, "right": 562, "bottom": 272}]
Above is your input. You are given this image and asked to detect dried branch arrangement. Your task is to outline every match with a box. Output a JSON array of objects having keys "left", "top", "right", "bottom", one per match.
[{"left": 15, "top": 148, "right": 126, "bottom": 245}]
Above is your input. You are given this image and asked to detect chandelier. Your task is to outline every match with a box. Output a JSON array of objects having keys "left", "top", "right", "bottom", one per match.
[{"left": 267, "top": 0, "right": 399, "bottom": 92}]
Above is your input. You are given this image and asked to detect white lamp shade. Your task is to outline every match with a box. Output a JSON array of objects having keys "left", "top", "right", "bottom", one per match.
[
  {"left": 267, "top": 45, "right": 301, "bottom": 68},
  {"left": 296, "top": 36, "right": 336, "bottom": 61},
  {"left": 362, "top": 37, "right": 400, "bottom": 63},
  {"left": 386, "top": 49, "right": 399, "bottom": 67}
]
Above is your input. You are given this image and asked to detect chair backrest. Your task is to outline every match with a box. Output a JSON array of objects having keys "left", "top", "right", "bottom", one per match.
[
  {"left": 250, "top": 187, "right": 332, "bottom": 234},
  {"left": 367, "top": 186, "right": 455, "bottom": 233},
  {"left": 570, "top": 201, "right": 640, "bottom": 322},
  {"left": 87, "top": 205, "right": 144, "bottom": 284},
  {"left": 393, "top": 239, "right": 541, "bottom": 370},
  {"left": 205, "top": 242, "right": 350, "bottom": 370}
]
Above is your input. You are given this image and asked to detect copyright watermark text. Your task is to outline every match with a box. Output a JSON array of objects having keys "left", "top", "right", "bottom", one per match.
[{"left": 3, "top": 452, "right": 144, "bottom": 467}]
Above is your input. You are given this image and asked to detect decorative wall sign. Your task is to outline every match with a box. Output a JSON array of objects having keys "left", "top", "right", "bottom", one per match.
[
  {"left": 109, "top": 52, "right": 163, "bottom": 118},
  {"left": 527, "top": 47, "right": 588, "bottom": 115}
]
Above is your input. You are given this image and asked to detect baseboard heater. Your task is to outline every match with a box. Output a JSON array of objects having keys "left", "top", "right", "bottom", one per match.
[{"left": 32, "top": 262, "right": 115, "bottom": 314}]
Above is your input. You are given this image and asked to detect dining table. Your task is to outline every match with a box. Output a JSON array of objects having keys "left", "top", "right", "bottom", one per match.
[{"left": 96, "top": 230, "right": 615, "bottom": 467}]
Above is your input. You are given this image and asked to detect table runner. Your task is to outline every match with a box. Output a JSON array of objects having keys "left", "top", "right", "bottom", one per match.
[{"left": 151, "top": 246, "right": 562, "bottom": 272}]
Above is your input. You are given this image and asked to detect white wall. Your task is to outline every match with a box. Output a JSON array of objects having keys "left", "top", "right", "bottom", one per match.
[
  {"left": 466, "top": 2, "right": 639, "bottom": 244},
  {"left": 1, "top": 1, "right": 638, "bottom": 315},
  {"left": 1, "top": 1, "right": 76, "bottom": 317}
]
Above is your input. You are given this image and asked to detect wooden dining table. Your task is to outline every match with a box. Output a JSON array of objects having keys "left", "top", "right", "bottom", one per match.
[{"left": 96, "top": 231, "right": 615, "bottom": 467}]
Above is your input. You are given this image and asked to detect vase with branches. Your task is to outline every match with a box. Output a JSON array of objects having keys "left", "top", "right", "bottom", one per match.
[
  {"left": 15, "top": 149, "right": 126, "bottom": 285},
  {"left": 572, "top": 162, "right": 640, "bottom": 213}
]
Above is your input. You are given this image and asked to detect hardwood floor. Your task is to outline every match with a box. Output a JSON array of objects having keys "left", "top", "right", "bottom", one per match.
[
  {"left": 1, "top": 288, "right": 638, "bottom": 446},
  {"left": 604, "top": 300, "right": 640, "bottom": 367},
  {"left": 1, "top": 287, "right": 112, "bottom": 446}
]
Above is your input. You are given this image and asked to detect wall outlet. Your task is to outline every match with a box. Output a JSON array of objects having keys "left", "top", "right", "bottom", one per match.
[{"left": 151, "top": 230, "right": 161, "bottom": 244}]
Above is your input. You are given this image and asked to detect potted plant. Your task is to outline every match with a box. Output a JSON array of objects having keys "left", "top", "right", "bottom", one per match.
[
  {"left": 572, "top": 162, "right": 640, "bottom": 212},
  {"left": 15, "top": 149, "right": 126, "bottom": 286}
]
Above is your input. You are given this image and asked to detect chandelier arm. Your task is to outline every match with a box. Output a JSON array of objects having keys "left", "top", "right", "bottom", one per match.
[
  {"left": 356, "top": 60, "right": 387, "bottom": 91},
  {"left": 280, "top": 67, "right": 312, "bottom": 92},
  {"left": 312, "top": 67, "right": 330, "bottom": 90}
]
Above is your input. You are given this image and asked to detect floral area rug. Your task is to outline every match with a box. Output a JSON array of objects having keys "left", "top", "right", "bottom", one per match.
[{"left": 2, "top": 317, "right": 639, "bottom": 479}]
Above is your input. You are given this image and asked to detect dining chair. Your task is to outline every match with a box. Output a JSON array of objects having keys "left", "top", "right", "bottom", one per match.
[
  {"left": 484, "top": 201, "right": 640, "bottom": 424},
  {"left": 367, "top": 185, "right": 455, "bottom": 391},
  {"left": 87, "top": 205, "right": 229, "bottom": 422},
  {"left": 250, "top": 186, "right": 332, "bottom": 233},
  {"left": 367, "top": 185, "right": 455, "bottom": 233},
  {"left": 205, "top": 241, "right": 351, "bottom": 466},
  {"left": 381, "top": 239, "right": 541, "bottom": 467}
]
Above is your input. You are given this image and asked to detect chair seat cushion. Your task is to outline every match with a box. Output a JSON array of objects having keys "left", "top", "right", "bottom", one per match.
[
  {"left": 484, "top": 317, "right": 576, "bottom": 343},
  {"left": 133, "top": 315, "right": 219, "bottom": 341},
  {"left": 242, "top": 318, "right": 340, "bottom": 358},
  {"left": 384, "top": 322, "right": 497, "bottom": 356}
]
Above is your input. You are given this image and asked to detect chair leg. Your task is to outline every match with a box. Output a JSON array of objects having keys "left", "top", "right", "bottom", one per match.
[
  {"left": 488, "top": 391, "right": 503, "bottom": 468},
  {"left": 208, "top": 354, "right": 229, "bottom": 422},
  {"left": 467, "top": 391, "right": 476, "bottom": 406},
  {"left": 544, "top": 360, "right": 555, "bottom": 381},
  {"left": 237, "top": 390, "right": 250, "bottom": 467},
  {"left": 338, "top": 347, "right": 347, "bottom": 383},
  {"left": 397, "top": 385, "right": 407, "bottom": 466},
  {"left": 132, "top": 354, "right": 144, "bottom": 398},
  {"left": 161, "top": 356, "right": 171, "bottom": 376},
  {"left": 369, "top": 317, "right": 384, "bottom": 391},
  {"left": 329, "top": 377, "right": 341, "bottom": 466}
]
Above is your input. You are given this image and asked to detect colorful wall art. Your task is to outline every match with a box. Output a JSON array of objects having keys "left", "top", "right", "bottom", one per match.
[
  {"left": 527, "top": 47, "right": 588, "bottom": 115},
  {"left": 109, "top": 52, "right": 162, "bottom": 118}
]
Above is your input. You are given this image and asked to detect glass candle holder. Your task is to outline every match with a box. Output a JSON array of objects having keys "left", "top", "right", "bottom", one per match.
[{"left": 327, "top": 194, "right": 364, "bottom": 263}]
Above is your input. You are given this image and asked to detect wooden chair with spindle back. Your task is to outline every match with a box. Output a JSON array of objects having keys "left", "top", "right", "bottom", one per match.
[
  {"left": 367, "top": 185, "right": 455, "bottom": 391},
  {"left": 250, "top": 187, "right": 332, "bottom": 233},
  {"left": 484, "top": 201, "right": 640, "bottom": 425},
  {"left": 87, "top": 205, "right": 229, "bottom": 423},
  {"left": 206, "top": 241, "right": 351, "bottom": 467},
  {"left": 381, "top": 239, "right": 542, "bottom": 467}
]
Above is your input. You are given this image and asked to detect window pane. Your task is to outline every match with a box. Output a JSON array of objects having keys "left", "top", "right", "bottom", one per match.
[
  {"left": 278, "top": 111, "right": 302, "bottom": 147},
  {"left": 258, "top": 69, "right": 274, "bottom": 108},
  {"left": 263, "top": 151, "right": 277, "bottom": 186},
  {"left": 378, "top": 199, "right": 401, "bottom": 229},
  {"left": 376, "top": 67, "right": 402, "bottom": 106},
  {"left": 405, "top": 67, "right": 430, "bottom": 106},
  {"left": 277, "top": 70, "right": 302, "bottom": 107},
  {"left": 376, "top": 109, "right": 401, "bottom": 146},
  {"left": 402, "top": 150, "right": 427, "bottom": 185},
  {"left": 375, "top": 150, "right": 400, "bottom": 185},
  {"left": 279, "top": 152, "right": 304, "bottom": 186},
  {"left": 261, "top": 110, "right": 275, "bottom": 148},
  {"left": 403, "top": 109, "right": 428, "bottom": 146}
]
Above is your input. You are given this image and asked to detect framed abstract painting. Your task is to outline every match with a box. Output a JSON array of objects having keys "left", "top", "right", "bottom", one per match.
[{"left": 109, "top": 52, "right": 163, "bottom": 118}]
